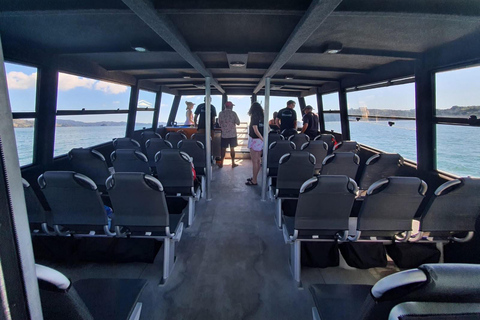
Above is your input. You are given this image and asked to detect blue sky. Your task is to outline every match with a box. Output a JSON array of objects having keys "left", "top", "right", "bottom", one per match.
[{"left": 5, "top": 62, "right": 480, "bottom": 124}]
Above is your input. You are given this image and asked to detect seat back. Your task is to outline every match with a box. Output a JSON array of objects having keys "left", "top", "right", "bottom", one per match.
[
  {"left": 68, "top": 148, "right": 111, "bottom": 191},
  {"left": 110, "top": 149, "right": 151, "bottom": 174},
  {"left": 419, "top": 177, "right": 480, "bottom": 234},
  {"left": 359, "top": 153, "right": 405, "bottom": 190},
  {"left": 38, "top": 171, "right": 107, "bottom": 229},
  {"left": 314, "top": 134, "right": 336, "bottom": 153},
  {"left": 106, "top": 173, "right": 169, "bottom": 230},
  {"left": 357, "top": 177, "right": 427, "bottom": 234},
  {"left": 112, "top": 137, "right": 141, "bottom": 151},
  {"left": 281, "top": 128, "right": 297, "bottom": 138},
  {"left": 288, "top": 133, "right": 310, "bottom": 149},
  {"left": 140, "top": 131, "right": 161, "bottom": 153},
  {"left": 333, "top": 140, "right": 359, "bottom": 153},
  {"left": 268, "top": 132, "right": 284, "bottom": 144},
  {"left": 276, "top": 151, "right": 316, "bottom": 197},
  {"left": 361, "top": 264, "right": 480, "bottom": 320},
  {"left": 301, "top": 140, "right": 328, "bottom": 171},
  {"left": 267, "top": 140, "right": 296, "bottom": 177},
  {"left": 321, "top": 152, "right": 360, "bottom": 180},
  {"left": 389, "top": 301, "right": 480, "bottom": 320},
  {"left": 165, "top": 131, "right": 187, "bottom": 148},
  {"left": 155, "top": 149, "right": 194, "bottom": 195},
  {"left": 22, "top": 178, "right": 49, "bottom": 230},
  {"left": 295, "top": 175, "right": 358, "bottom": 235},
  {"left": 178, "top": 140, "right": 206, "bottom": 175},
  {"left": 145, "top": 138, "right": 173, "bottom": 167}
]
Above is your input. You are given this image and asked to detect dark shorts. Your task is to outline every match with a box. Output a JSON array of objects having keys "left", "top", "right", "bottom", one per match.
[{"left": 221, "top": 137, "right": 238, "bottom": 148}]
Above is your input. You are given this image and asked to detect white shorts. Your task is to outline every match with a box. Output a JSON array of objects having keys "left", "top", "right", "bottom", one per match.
[{"left": 248, "top": 137, "right": 263, "bottom": 152}]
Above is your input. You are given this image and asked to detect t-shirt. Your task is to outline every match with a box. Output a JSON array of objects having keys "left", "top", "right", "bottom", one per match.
[
  {"left": 194, "top": 103, "right": 217, "bottom": 129},
  {"left": 218, "top": 109, "right": 240, "bottom": 138},
  {"left": 276, "top": 107, "right": 297, "bottom": 131},
  {"left": 249, "top": 114, "right": 264, "bottom": 139},
  {"left": 302, "top": 112, "right": 319, "bottom": 139}
]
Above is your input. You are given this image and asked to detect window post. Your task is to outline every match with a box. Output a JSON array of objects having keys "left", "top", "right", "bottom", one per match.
[
  {"left": 338, "top": 89, "right": 350, "bottom": 140},
  {"left": 316, "top": 88, "right": 325, "bottom": 132},
  {"left": 126, "top": 81, "right": 139, "bottom": 137}
]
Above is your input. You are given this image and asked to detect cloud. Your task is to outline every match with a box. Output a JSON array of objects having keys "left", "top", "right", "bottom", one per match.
[
  {"left": 138, "top": 99, "right": 152, "bottom": 107},
  {"left": 94, "top": 81, "right": 128, "bottom": 94},
  {"left": 6, "top": 71, "right": 37, "bottom": 89},
  {"left": 231, "top": 95, "right": 249, "bottom": 99},
  {"left": 58, "top": 73, "right": 95, "bottom": 91}
]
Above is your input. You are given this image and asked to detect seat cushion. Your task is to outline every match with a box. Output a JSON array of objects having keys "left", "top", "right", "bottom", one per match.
[
  {"left": 74, "top": 278, "right": 147, "bottom": 320},
  {"left": 310, "top": 284, "right": 372, "bottom": 320}
]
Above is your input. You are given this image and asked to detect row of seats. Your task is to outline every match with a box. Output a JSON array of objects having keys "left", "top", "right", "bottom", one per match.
[
  {"left": 25, "top": 171, "right": 184, "bottom": 284},
  {"left": 114, "top": 131, "right": 207, "bottom": 153},
  {"left": 280, "top": 174, "right": 480, "bottom": 285}
]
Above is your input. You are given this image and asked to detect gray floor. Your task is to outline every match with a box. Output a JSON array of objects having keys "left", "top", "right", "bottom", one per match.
[{"left": 48, "top": 159, "right": 397, "bottom": 320}]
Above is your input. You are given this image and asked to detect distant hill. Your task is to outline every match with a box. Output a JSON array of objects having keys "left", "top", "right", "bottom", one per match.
[
  {"left": 344, "top": 105, "right": 480, "bottom": 120},
  {"left": 13, "top": 119, "right": 150, "bottom": 128}
]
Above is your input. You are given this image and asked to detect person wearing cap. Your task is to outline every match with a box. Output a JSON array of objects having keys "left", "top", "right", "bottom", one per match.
[
  {"left": 185, "top": 101, "right": 195, "bottom": 125},
  {"left": 218, "top": 101, "right": 241, "bottom": 168},
  {"left": 275, "top": 100, "right": 297, "bottom": 133},
  {"left": 301, "top": 105, "right": 320, "bottom": 139},
  {"left": 194, "top": 96, "right": 217, "bottom": 133}
]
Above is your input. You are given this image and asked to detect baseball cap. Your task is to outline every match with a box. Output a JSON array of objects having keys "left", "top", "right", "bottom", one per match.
[
  {"left": 225, "top": 101, "right": 235, "bottom": 108},
  {"left": 305, "top": 105, "right": 313, "bottom": 110}
]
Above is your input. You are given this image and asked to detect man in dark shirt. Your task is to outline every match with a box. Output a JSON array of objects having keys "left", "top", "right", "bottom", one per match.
[
  {"left": 194, "top": 96, "right": 217, "bottom": 133},
  {"left": 275, "top": 100, "right": 297, "bottom": 132},
  {"left": 301, "top": 105, "right": 320, "bottom": 139}
]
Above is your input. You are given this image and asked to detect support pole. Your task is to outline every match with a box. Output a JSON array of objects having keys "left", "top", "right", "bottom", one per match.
[
  {"left": 261, "top": 77, "right": 271, "bottom": 201},
  {"left": 126, "top": 81, "right": 139, "bottom": 137},
  {"left": 338, "top": 89, "right": 350, "bottom": 140},
  {"left": 221, "top": 93, "right": 228, "bottom": 111},
  {"left": 251, "top": 93, "right": 257, "bottom": 105},
  {"left": 298, "top": 96, "right": 306, "bottom": 116},
  {"left": 167, "top": 95, "right": 181, "bottom": 126},
  {"left": 316, "top": 88, "right": 325, "bottom": 133},
  {"left": 205, "top": 77, "right": 212, "bottom": 200},
  {"left": 152, "top": 91, "right": 162, "bottom": 130}
]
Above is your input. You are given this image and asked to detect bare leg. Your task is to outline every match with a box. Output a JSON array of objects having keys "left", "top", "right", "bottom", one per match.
[
  {"left": 251, "top": 150, "right": 261, "bottom": 184},
  {"left": 219, "top": 148, "right": 226, "bottom": 168},
  {"left": 231, "top": 149, "right": 238, "bottom": 167}
]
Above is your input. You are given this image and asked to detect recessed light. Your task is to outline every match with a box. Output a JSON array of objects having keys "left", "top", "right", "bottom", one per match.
[
  {"left": 133, "top": 46, "right": 148, "bottom": 52},
  {"left": 323, "top": 42, "right": 343, "bottom": 54},
  {"left": 230, "top": 61, "right": 246, "bottom": 67},
  {"left": 285, "top": 76, "right": 294, "bottom": 80},
  {"left": 183, "top": 75, "right": 191, "bottom": 79}
]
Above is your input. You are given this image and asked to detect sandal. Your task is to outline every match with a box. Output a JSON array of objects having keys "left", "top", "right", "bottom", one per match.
[
  {"left": 247, "top": 177, "right": 253, "bottom": 182},
  {"left": 245, "top": 180, "right": 258, "bottom": 186}
]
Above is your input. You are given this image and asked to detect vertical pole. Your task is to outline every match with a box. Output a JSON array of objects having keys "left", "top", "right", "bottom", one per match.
[
  {"left": 221, "top": 93, "right": 228, "bottom": 111},
  {"left": 415, "top": 56, "right": 436, "bottom": 174},
  {"left": 261, "top": 77, "right": 271, "bottom": 201},
  {"left": 152, "top": 90, "right": 162, "bottom": 130},
  {"left": 34, "top": 64, "right": 58, "bottom": 168},
  {"left": 251, "top": 94, "right": 257, "bottom": 105},
  {"left": 316, "top": 88, "right": 325, "bottom": 133},
  {"left": 338, "top": 89, "right": 350, "bottom": 140},
  {"left": 205, "top": 77, "right": 212, "bottom": 200},
  {"left": 167, "top": 95, "right": 181, "bottom": 127},
  {"left": 298, "top": 96, "right": 306, "bottom": 116},
  {"left": 126, "top": 81, "right": 139, "bottom": 137}
]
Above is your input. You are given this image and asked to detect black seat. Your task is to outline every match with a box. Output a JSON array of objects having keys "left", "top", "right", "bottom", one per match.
[
  {"left": 268, "top": 132, "right": 284, "bottom": 145},
  {"left": 165, "top": 131, "right": 187, "bottom": 148},
  {"left": 314, "top": 134, "right": 336, "bottom": 153},
  {"left": 288, "top": 133, "right": 310, "bottom": 149},
  {"left": 333, "top": 140, "right": 359, "bottom": 153},
  {"left": 321, "top": 152, "right": 361, "bottom": 181},
  {"left": 389, "top": 301, "right": 480, "bottom": 320},
  {"left": 267, "top": 140, "right": 296, "bottom": 177},
  {"left": 300, "top": 140, "right": 328, "bottom": 173},
  {"left": 413, "top": 177, "right": 480, "bottom": 242},
  {"left": 350, "top": 177, "right": 427, "bottom": 241},
  {"left": 140, "top": 130, "right": 161, "bottom": 154},
  {"left": 359, "top": 153, "right": 405, "bottom": 190},
  {"left": 68, "top": 148, "right": 111, "bottom": 192},
  {"left": 110, "top": 149, "right": 151, "bottom": 174},
  {"left": 281, "top": 128, "right": 297, "bottom": 138},
  {"left": 106, "top": 172, "right": 184, "bottom": 283},
  {"left": 310, "top": 263, "right": 480, "bottom": 320},
  {"left": 178, "top": 140, "right": 207, "bottom": 197},
  {"left": 112, "top": 137, "right": 141, "bottom": 151},
  {"left": 155, "top": 149, "right": 199, "bottom": 226},
  {"left": 22, "top": 178, "right": 54, "bottom": 235},
  {"left": 274, "top": 151, "right": 315, "bottom": 228},
  {"left": 38, "top": 171, "right": 113, "bottom": 236},
  {"left": 36, "top": 264, "right": 146, "bottom": 320},
  {"left": 282, "top": 175, "right": 358, "bottom": 285},
  {"left": 145, "top": 138, "right": 173, "bottom": 168}
]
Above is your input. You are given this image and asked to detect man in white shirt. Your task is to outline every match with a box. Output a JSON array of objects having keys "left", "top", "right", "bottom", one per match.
[{"left": 218, "top": 101, "right": 240, "bottom": 168}]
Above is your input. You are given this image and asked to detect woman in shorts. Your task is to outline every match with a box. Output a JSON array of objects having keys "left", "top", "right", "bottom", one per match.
[{"left": 246, "top": 102, "right": 264, "bottom": 186}]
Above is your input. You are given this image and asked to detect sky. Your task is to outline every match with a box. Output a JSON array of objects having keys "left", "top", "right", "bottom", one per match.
[{"left": 5, "top": 62, "right": 480, "bottom": 124}]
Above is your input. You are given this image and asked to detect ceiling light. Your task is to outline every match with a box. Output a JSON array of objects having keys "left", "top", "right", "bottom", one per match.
[
  {"left": 183, "top": 75, "right": 191, "bottom": 79},
  {"left": 323, "top": 42, "right": 343, "bottom": 54},
  {"left": 132, "top": 46, "right": 148, "bottom": 52},
  {"left": 230, "top": 61, "right": 246, "bottom": 67},
  {"left": 285, "top": 76, "right": 294, "bottom": 80}
]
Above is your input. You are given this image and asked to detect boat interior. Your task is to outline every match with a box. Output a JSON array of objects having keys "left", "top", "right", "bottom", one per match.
[{"left": 1, "top": 1, "right": 480, "bottom": 319}]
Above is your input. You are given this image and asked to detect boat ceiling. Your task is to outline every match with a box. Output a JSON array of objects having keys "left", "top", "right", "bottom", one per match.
[{"left": 2, "top": 0, "right": 480, "bottom": 97}]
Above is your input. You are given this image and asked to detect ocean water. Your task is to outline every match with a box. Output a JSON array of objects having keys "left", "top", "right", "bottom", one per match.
[{"left": 13, "top": 122, "right": 479, "bottom": 177}]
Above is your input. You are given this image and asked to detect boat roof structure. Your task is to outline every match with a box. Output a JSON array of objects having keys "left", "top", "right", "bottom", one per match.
[{"left": 2, "top": 0, "right": 480, "bottom": 97}]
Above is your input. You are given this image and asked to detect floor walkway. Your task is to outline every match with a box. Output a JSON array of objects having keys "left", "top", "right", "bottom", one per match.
[{"left": 49, "top": 159, "right": 393, "bottom": 320}]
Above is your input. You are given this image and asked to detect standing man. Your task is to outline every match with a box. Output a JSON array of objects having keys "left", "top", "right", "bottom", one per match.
[
  {"left": 194, "top": 96, "right": 217, "bottom": 134},
  {"left": 276, "top": 100, "right": 297, "bottom": 134},
  {"left": 218, "top": 101, "right": 240, "bottom": 168},
  {"left": 301, "top": 105, "right": 320, "bottom": 139}
]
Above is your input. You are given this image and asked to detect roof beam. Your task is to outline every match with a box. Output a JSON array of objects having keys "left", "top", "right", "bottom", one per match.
[
  {"left": 330, "top": 11, "right": 480, "bottom": 23},
  {"left": 297, "top": 47, "right": 419, "bottom": 60},
  {"left": 155, "top": 9, "right": 305, "bottom": 16},
  {"left": 121, "top": 0, "right": 225, "bottom": 94},
  {"left": 253, "top": 0, "right": 343, "bottom": 93}
]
